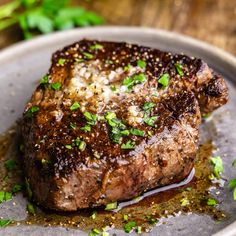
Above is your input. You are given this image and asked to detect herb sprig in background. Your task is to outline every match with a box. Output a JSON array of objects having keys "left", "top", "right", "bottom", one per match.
[{"left": 0, "top": 0, "right": 104, "bottom": 39}]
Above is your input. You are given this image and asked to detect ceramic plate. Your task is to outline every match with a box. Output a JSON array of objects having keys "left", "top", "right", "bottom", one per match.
[{"left": 0, "top": 27, "right": 236, "bottom": 236}]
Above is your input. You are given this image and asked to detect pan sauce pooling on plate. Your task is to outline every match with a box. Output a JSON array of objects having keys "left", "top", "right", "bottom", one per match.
[{"left": 21, "top": 40, "right": 228, "bottom": 211}]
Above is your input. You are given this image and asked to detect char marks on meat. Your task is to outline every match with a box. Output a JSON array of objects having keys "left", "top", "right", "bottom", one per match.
[{"left": 21, "top": 40, "right": 228, "bottom": 211}]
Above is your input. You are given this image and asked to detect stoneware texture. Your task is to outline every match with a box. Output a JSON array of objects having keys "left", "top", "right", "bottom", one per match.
[{"left": 0, "top": 27, "right": 235, "bottom": 236}]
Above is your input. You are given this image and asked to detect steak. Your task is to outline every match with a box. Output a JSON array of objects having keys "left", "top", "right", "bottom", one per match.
[{"left": 21, "top": 40, "right": 228, "bottom": 211}]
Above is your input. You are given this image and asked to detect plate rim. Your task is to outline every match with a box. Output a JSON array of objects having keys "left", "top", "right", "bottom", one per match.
[{"left": 0, "top": 26, "right": 235, "bottom": 236}]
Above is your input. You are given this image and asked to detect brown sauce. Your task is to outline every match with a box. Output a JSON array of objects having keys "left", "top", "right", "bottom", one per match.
[{"left": 0, "top": 124, "right": 226, "bottom": 233}]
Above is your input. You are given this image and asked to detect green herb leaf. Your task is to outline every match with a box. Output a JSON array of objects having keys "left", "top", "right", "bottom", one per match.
[
  {"left": 130, "top": 128, "right": 145, "bottom": 137},
  {"left": 25, "top": 106, "right": 39, "bottom": 118},
  {"left": 228, "top": 179, "right": 236, "bottom": 188},
  {"left": 175, "top": 62, "right": 184, "bottom": 76},
  {"left": 143, "top": 102, "right": 155, "bottom": 111},
  {"left": 80, "top": 125, "right": 91, "bottom": 132},
  {"left": 84, "top": 111, "right": 97, "bottom": 125},
  {"left": 158, "top": 73, "right": 170, "bottom": 87},
  {"left": 124, "top": 64, "right": 132, "bottom": 72},
  {"left": 120, "top": 130, "right": 130, "bottom": 136},
  {"left": 234, "top": 188, "right": 236, "bottom": 200},
  {"left": 51, "top": 82, "right": 61, "bottom": 90},
  {"left": 105, "top": 202, "right": 117, "bottom": 210},
  {"left": 147, "top": 217, "right": 158, "bottom": 225},
  {"left": 110, "top": 85, "right": 117, "bottom": 92},
  {"left": 58, "top": 58, "right": 66, "bottom": 66},
  {"left": 123, "top": 214, "right": 128, "bottom": 221},
  {"left": 124, "top": 221, "right": 136, "bottom": 233},
  {"left": 180, "top": 198, "right": 189, "bottom": 206},
  {"left": 137, "top": 59, "right": 146, "bottom": 68},
  {"left": 137, "top": 226, "right": 142, "bottom": 234},
  {"left": 133, "top": 73, "right": 146, "bottom": 83},
  {"left": 91, "top": 211, "right": 97, "bottom": 220},
  {"left": 143, "top": 114, "right": 158, "bottom": 127},
  {"left": 121, "top": 140, "right": 136, "bottom": 150},
  {"left": 90, "top": 44, "right": 103, "bottom": 50},
  {"left": 207, "top": 198, "right": 217, "bottom": 206},
  {"left": 70, "top": 101, "right": 80, "bottom": 111},
  {"left": 209, "top": 156, "right": 224, "bottom": 178},
  {"left": 27, "top": 203, "right": 36, "bottom": 215},
  {"left": 0, "top": 191, "right": 12, "bottom": 203},
  {"left": 232, "top": 159, "right": 236, "bottom": 167},
  {"left": 4, "top": 159, "right": 16, "bottom": 171},
  {"left": 65, "top": 144, "right": 72, "bottom": 149},
  {"left": 123, "top": 73, "right": 147, "bottom": 90},
  {"left": 69, "top": 122, "right": 77, "bottom": 129},
  {"left": 40, "top": 75, "right": 49, "bottom": 85},
  {"left": 89, "top": 228, "right": 101, "bottom": 236},
  {"left": 12, "top": 184, "right": 23, "bottom": 193},
  {"left": 83, "top": 52, "right": 93, "bottom": 59},
  {"left": 0, "top": 219, "right": 11, "bottom": 227}
]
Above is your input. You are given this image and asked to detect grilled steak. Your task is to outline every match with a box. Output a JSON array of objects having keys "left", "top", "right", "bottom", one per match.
[{"left": 21, "top": 40, "right": 228, "bottom": 211}]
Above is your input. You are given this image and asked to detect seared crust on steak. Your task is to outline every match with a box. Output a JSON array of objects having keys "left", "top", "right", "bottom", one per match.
[{"left": 21, "top": 40, "right": 228, "bottom": 211}]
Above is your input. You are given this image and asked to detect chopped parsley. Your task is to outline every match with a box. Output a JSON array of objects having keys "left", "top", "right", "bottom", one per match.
[
  {"left": 89, "top": 228, "right": 100, "bottom": 236},
  {"left": 80, "top": 125, "right": 91, "bottom": 132},
  {"left": 110, "top": 85, "right": 117, "bottom": 92},
  {"left": 123, "top": 214, "right": 128, "bottom": 221},
  {"left": 180, "top": 198, "right": 189, "bottom": 206},
  {"left": 58, "top": 58, "right": 65, "bottom": 66},
  {"left": 69, "top": 122, "right": 77, "bottom": 129},
  {"left": 158, "top": 73, "right": 170, "bottom": 87},
  {"left": 124, "top": 221, "right": 137, "bottom": 233},
  {"left": 147, "top": 217, "right": 158, "bottom": 225},
  {"left": 84, "top": 111, "right": 97, "bottom": 126},
  {"left": 207, "top": 198, "right": 217, "bottom": 206},
  {"left": 137, "top": 59, "right": 146, "bottom": 68},
  {"left": 27, "top": 203, "right": 36, "bottom": 215},
  {"left": 12, "top": 184, "right": 23, "bottom": 193},
  {"left": 120, "top": 130, "right": 130, "bottom": 136},
  {"left": 175, "top": 62, "right": 184, "bottom": 76},
  {"left": 143, "top": 102, "right": 155, "bottom": 111},
  {"left": 25, "top": 106, "right": 39, "bottom": 118},
  {"left": 123, "top": 73, "right": 147, "bottom": 90},
  {"left": 228, "top": 161, "right": 236, "bottom": 200},
  {"left": 65, "top": 144, "right": 72, "bottom": 149},
  {"left": 75, "top": 58, "right": 84, "bottom": 63},
  {"left": 4, "top": 159, "right": 16, "bottom": 171},
  {"left": 91, "top": 211, "right": 97, "bottom": 220},
  {"left": 51, "top": 82, "right": 61, "bottom": 90},
  {"left": 232, "top": 159, "right": 236, "bottom": 167},
  {"left": 0, "top": 219, "right": 12, "bottom": 227},
  {"left": 137, "top": 226, "right": 142, "bottom": 234},
  {"left": 0, "top": 191, "right": 12, "bottom": 203},
  {"left": 90, "top": 44, "right": 103, "bottom": 50},
  {"left": 105, "top": 202, "right": 117, "bottom": 210},
  {"left": 209, "top": 156, "right": 224, "bottom": 178},
  {"left": 130, "top": 128, "right": 145, "bottom": 137},
  {"left": 143, "top": 114, "right": 158, "bottom": 127},
  {"left": 39, "top": 75, "right": 49, "bottom": 85},
  {"left": 83, "top": 52, "right": 94, "bottom": 59},
  {"left": 70, "top": 101, "right": 80, "bottom": 111},
  {"left": 202, "top": 113, "right": 212, "bottom": 119},
  {"left": 124, "top": 64, "right": 132, "bottom": 72},
  {"left": 121, "top": 140, "right": 136, "bottom": 150}
]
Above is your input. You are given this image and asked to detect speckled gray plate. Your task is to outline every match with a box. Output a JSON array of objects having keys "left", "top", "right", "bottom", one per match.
[{"left": 0, "top": 27, "right": 236, "bottom": 236}]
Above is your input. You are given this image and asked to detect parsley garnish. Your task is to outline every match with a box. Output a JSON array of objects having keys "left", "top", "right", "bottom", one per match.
[
  {"left": 180, "top": 198, "right": 189, "bottom": 206},
  {"left": 232, "top": 159, "right": 236, "bottom": 167},
  {"left": 158, "top": 73, "right": 170, "bottom": 87},
  {"left": 123, "top": 214, "right": 128, "bottom": 221},
  {"left": 40, "top": 75, "right": 49, "bottom": 85},
  {"left": 65, "top": 144, "right": 72, "bottom": 149},
  {"left": 74, "top": 138, "right": 86, "bottom": 151},
  {"left": 90, "top": 44, "right": 103, "bottom": 50},
  {"left": 110, "top": 85, "right": 117, "bottom": 92},
  {"left": 90, "top": 211, "right": 97, "bottom": 220},
  {"left": 143, "top": 114, "right": 158, "bottom": 127},
  {"left": 80, "top": 125, "right": 91, "bottom": 132},
  {"left": 70, "top": 101, "right": 80, "bottom": 111},
  {"left": 51, "top": 82, "right": 61, "bottom": 90},
  {"left": 0, "top": 191, "right": 12, "bottom": 203},
  {"left": 58, "top": 58, "right": 65, "bottom": 66},
  {"left": 89, "top": 228, "right": 100, "bottom": 236},
  {"left": 121, "top": 140, "right": 135, "bottom": 149},
  {"left": 12, "top": 184, "right": 23, "bottom": 193},
  {"left": 130, "top": 128, "right": 145, "bottom": 137},
  {"left": 27, "top": 203, "right": 36, "bottom": 215},
  {"left": 0, "top": 1, "right": 104, "bottom": 39},
  {"left": 228, "top": 161, "right": 236, "bottom": 200},
  {"left": 4, "top": 159, "right": 16, "bottom": 171},
  {"left": 69, "top": 122, "right": 77, "bottom": 129},
  {"left": 207, "top": 198, "right": 217, "bottom": 206},
  {"left": 143, "top": 102, "right": 155, "bottom": 111},
  {"left": 84, "top": 111, "right": 97, "bottom": 125},
  {"left": 83, "top": 52, "right": 93, "bottom": 59},
  {"left": 105, "top": 202, "right": 117, "bottom": 210},
  {"left": 209, "top": 156, "right": 224, "bottom": 178},
  {"left": 25, "top": 106, "right": 39, "bottom": 117},
  {"left": 124, "top": 221, "right": 137, "bottom": 233},
  {"left": 0, "top": 219, "right": 11, "bottom": 227},
  {"left": 123, "top": 73, "right": 147, "bottom": 90},
  {"left": 124, "top": 64, "right": 132, "bottom": 72},
  {"left": 175, "top": 62, "right": 184, "bottom": 76},
  {"left": 137, "top": 59, "right": 146, "bottom": 68}
]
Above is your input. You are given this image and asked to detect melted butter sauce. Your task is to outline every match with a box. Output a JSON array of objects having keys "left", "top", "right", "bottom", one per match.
[{"left": 0, "top": 124, "right": 226, "bottom": 233}]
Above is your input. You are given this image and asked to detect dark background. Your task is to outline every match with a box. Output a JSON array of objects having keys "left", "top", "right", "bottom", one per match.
[{"left": 0, "top": 0, "right": 235, "bottom": 55}]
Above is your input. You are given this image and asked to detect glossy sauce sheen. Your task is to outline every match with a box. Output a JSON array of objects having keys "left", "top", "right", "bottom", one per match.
[{"left": 0, "top": 125, "right": 226, "bottom": 232}]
